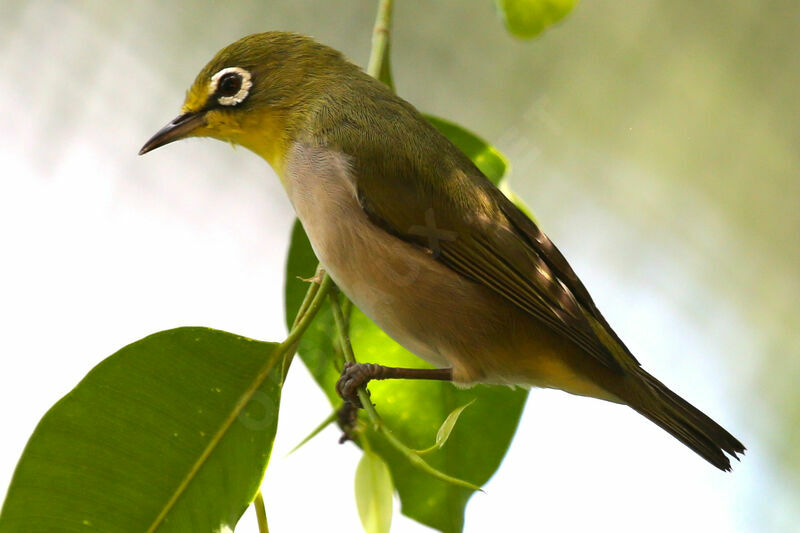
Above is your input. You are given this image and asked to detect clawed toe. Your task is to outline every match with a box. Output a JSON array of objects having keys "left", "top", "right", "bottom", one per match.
[{"left": 336, "top": 361, "right": 370, "bottom": 408}]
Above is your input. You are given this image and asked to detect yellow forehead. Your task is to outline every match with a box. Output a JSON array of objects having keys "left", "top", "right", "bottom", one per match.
[{"left": 182, "top": 80, "right": 212, "bottom": 114}]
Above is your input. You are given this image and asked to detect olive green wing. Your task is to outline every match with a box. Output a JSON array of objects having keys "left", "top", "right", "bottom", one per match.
[{"left": 347, "top": 128, "right": 632, "bottom": 374}]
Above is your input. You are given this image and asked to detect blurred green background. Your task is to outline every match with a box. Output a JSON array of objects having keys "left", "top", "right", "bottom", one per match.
[{"left": 1, "top": 1, "right": 798, "bottom": 531}]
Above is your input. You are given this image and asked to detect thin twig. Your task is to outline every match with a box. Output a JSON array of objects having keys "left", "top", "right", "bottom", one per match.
[
  {"left": 281, "top": 273, "right": 333, "bottom": 352},
  {"left": 287, "top": 409, "right": 339, "bottom": 456},
  {"left": 281, "top": 265, "right": 326, "bottom": 378}
]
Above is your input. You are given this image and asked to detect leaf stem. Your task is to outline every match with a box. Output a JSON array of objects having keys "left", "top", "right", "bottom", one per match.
[{"left": 253, "top": 491, "right": 269, "bottom": 533}]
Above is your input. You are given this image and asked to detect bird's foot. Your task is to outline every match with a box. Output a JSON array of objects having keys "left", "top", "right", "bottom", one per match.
[
  {"left": 336, "top": 361, "right": 386, "bottom": 408},
  {"left": 336, "top": 362, "right": 454, "bottom": 408}
]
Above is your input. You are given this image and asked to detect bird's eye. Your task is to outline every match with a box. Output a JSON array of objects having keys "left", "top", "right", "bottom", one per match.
[
  {"left": 209, "top": 66, "right": 252, "bottom": 107},
  {"left": 217, "top": 73, "right": 242, "bottom": 97}
]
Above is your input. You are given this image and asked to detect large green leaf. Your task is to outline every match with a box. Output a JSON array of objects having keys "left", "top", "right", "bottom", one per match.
[
  {"left": 495, "top": 0, "right": 580, "bottom": 39},
  {"left": 0, "top": 328, "right": 283, "bottom": 533},
  {"left": 284, "top": 117, "right": 529, "bottom": 533}
]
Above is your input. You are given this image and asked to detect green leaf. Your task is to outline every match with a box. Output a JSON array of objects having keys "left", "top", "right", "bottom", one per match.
[
  {"left": 426, "top": 115, "right": 536, "bottom": 225},
  {"left": 285, "top": 223, "right": 527, "bottom": 533},
  {"left": 355, "top": 450, "right": 394, "bottom": 533},
  {"left": 495, "top": 0, "right": 580, "bottom": 39},
  {"left": 425, "top": 115, "right": 509, "bottom": 184},
  {"left": 427, "top": 114, "right": 537, "bottom": 222},
  {"left": 418, "top": 400, "right": 475, "bottom": 455},
  {"left": 0, "top": 328, "right": 283, "bottom": 533}
]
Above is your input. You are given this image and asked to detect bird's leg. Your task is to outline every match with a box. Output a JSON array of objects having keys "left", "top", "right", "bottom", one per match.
[{"left": 336, "top": 361, "right": 453, "bottom": 407}]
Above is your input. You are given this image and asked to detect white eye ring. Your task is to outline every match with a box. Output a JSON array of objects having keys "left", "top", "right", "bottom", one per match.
[{"left": 209, "top": 66, "right": 252, "bottom": 106}]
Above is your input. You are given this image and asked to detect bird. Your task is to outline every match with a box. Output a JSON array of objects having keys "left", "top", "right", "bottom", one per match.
[{"left": 139, "top": 31, "right": 745, "bottom": 471}]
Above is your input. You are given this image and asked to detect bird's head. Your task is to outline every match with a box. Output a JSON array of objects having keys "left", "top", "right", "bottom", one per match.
[{"left": 139, "top": 31, "right": 355, "bottom": 174}]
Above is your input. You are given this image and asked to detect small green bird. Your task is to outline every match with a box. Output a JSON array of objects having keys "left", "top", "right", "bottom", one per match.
[{"left": 140, "top": 32, "right": 745, "bottom": 470}]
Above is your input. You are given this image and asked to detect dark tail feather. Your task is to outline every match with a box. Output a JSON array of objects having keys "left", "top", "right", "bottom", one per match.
[{"left": 625, "top": 368, "right": 745, "bottom": 471}]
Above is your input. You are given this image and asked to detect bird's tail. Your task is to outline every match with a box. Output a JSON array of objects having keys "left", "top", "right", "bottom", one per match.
[{"left": 621, "top": 367, "right": 745, "bottom": 471}]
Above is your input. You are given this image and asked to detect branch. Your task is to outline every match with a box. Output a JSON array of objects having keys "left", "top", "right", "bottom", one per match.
[{"left": 367, "top": 0, "right": 394, "bottom": 89}]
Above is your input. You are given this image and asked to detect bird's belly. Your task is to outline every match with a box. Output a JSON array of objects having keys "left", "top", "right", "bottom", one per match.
[
  {"left": 289, "top": 188, "right": 454, "bottom": 368},
  {"left": 283, "top": 143, "right": 496, "bottom": 376}
]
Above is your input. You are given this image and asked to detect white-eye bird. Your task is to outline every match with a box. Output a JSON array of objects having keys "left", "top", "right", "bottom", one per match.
[{"left": 140, "top": 32, "right": 745, "bottom": 471}]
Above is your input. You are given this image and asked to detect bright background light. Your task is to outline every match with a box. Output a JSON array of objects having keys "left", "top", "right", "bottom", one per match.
[{"left": 2, "top": 2, "right": 797, "bottom": 532}]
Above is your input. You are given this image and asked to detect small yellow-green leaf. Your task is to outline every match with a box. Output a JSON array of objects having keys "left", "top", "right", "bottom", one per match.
[
  {"left": 495, "top": 0, "right": 580, "bottom": 39},
  {"left": 355, "top": 451, "right": 394, "bottom": 533},
  {"left": 435, "top": 400, "right": 475, "bottom": 450},
  {"left": 418, "top": 401, "right": 476, "bottom": 455}
]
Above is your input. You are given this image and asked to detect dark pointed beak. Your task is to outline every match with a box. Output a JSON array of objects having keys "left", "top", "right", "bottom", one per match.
[{"left": 138, "top": 112, "right": 206, "bottom": 155}]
